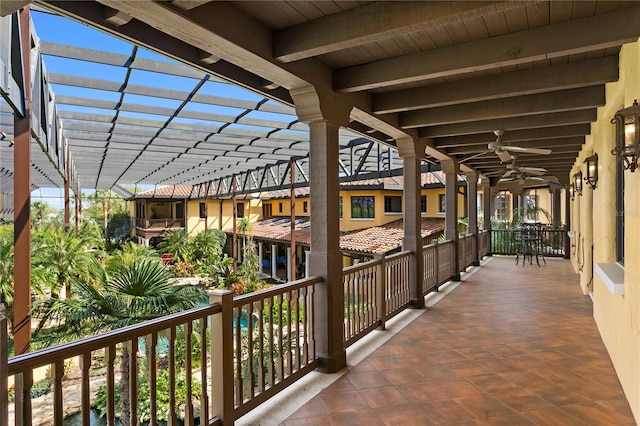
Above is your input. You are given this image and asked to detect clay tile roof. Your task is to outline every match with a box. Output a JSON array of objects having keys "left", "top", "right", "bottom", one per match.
[
  {"left": 134, "top": 185, "right": 193, "bottom": 199},
  {"left": 231, "top": 217, "right": 445, "bottom": 255}
]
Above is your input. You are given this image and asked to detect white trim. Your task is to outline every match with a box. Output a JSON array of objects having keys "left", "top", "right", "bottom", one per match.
[{"left": 595, "top": 262, "right": 625, "bottom": 295}]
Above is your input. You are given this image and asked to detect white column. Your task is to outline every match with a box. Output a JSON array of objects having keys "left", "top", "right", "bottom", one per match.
[
  {"left": 304, "top": 250, "right": 310, "bottom": 278},
  {"left": 271, "top": 244, "right": 277, "bottom": 278},
  {"left": 258, "top": 242, "right": 264, "bottom": 273}
]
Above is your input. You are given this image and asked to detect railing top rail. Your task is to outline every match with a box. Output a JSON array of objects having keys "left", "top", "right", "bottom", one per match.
[
  {"left": 343, "top": 259, "right": 382, "bottom": 274},
  {"left": 8, "top": 303, "right": 221, "bottom": 375},
  {"left": 233, "top": 276, "right": 323, "bottom": 306},
  {"left": 386, "top": 250, "right": 412, "bottom": 261}
]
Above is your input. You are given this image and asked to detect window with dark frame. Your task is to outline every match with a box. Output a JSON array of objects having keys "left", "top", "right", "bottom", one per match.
[
  {"left": 384, "top": 196, "right": 402, "bottom": 213},
  {"left": 339, "top": 197, "right": 343, "bottom": 218},
  {"left": 279, "top": 202, "right": 283, "bottom": 213},
  {"left": 303, "top": 200, "right": 308, "bottom": 213},
  {"left": 199, "top": 202, "right": 206, "bottom": 219},
  {"left": 438, "top": 194, "right": 446, "bottom": 213},
  {"left": 351, "top": 196, "right": 375, "bottom": 219},
  {"left": 236, "top": 202, "right": 245, "bottom": 218},
  {"left": 421, "top": 195, "right": 427, "bottom": 214}
]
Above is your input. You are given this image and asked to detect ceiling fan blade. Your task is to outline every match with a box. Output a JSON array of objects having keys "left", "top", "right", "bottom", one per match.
[
  {"left": 519, "top": 167, "right": 547, "bottom": 176},
  {"left": 496, "top": 149, "right": 512, "bottom": 162},
  {"left": 502, "top": 146, "right": 552, "bottom": 155},
  {"left": 502, "top": 169, "right": 516, "bottom": 177},
  {"left": 460, "top": 150, "right": 490, "bottom": 163}
]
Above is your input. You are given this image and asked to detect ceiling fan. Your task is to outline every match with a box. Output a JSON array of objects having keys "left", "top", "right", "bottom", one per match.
[
  {"left": 488, "top": 130, "right": 552, "bottom": 162},
  {"left": 497, "top": 157, "right": 562, "bottom": 187}
]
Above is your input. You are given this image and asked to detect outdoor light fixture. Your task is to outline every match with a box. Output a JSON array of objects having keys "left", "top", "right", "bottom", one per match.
[
  {"left": 573, "top": 171, "right": 583, "bottom": 196},
  {"left": 569, "top": 183, "right": 575, "bottom": 200},
  {"left": 611, "top": 99, "right": 640, "bottom": 172},
  {"left": 583, "top": 153, "right": 598, "bottom": 190}
]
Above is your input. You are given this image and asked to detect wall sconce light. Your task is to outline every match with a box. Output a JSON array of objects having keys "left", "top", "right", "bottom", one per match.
[
  {"left": 568, "top": 183, "right": 575, "bottom": 200},
  {"left": 583, "top": 153, "right": 598, "bottom": 189},
  {"left": 573, "top": 171, "right": 583, "bottom": 196},
  {"left": 611, "top": 99, "right": 639, "bottom": 172}
]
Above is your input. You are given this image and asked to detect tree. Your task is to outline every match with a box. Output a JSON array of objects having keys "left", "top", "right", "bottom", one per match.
[
  {"left": 31, "top": 200, "right": 55, "bottom": 228},
  {"left": 32, "top": 257, "right": 204, "bottom": 425},
  {"left": 83, "top": 189, "right": 130, "bottom": 246},
  {"left": 157, "top": 229, "right": 193, "bottom": 263},
  {"left": 31, "top": 221, "right": 103, "bottom": 298}
]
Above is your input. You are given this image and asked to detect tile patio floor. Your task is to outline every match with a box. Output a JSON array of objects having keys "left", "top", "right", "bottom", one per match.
[{"left": 281, "top": 257, "right": 637, "bottom": 425}]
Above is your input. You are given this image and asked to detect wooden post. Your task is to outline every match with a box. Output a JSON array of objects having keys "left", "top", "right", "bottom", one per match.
[
  {"left": 209, "top": 290, "right": 234, "bottom": 424},
  {"left": 373, "top": 254, "right": 386, "bottom": 330},
  {"left": 290, "top": 159, "right": 297, "bottom": 281}
]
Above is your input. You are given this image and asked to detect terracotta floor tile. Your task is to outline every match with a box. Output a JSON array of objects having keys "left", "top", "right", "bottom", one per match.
[
  {"left": 491, "top": 389, "right": 552, "bottom": 412},
  {"left": 281, "top": 258, "right": 634, "bottom": 426},
  {"left": 522, "top": 406, "right": 589, "bottom": 425},
  {"left": 346, "top": 371, "right": 392, "bottom": 390},
  {"left": 454, "top": 394, "right": 515, "bottom": 420},
  {"left": 331, "top": 410, "right": 384, "bottom": 426},
  {"left": 358, "top": 386, "right": 409, "bottom": 409},
  {"left": 319, "top": 391, "right": 369, "bottom": 414},
  {"left": 418, "top": 399, "right": 477, "bottom": 424},
  {"left": 288, "top": 396, "right": 328, "bottom": 419},
  {"left": 561, "top": 401, "right": 636, "bottom": 425},
  {"left": 374, "top": 405, "right": 434, "bottom": 426}
]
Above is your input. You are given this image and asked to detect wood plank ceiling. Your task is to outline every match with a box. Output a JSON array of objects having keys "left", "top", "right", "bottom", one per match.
[{"left": 30, "top": 0, "right": 640, "bottom": 184}]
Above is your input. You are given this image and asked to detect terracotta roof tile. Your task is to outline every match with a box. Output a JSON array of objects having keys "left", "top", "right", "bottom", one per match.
[
  {"left": 231, "top": 217, "right": 445, "bottom": 254},
  {"left": 134, "top": 185, "right": 193, "bottom": 199}
]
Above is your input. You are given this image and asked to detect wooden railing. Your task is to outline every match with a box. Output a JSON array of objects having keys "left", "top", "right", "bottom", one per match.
[
  {"left": 5, "top": 304, "right": 222, "bottom": 426},
  {"left": 342, "top": 251, "right": 411, "bottom": 348},
  {"left": 229, "top": 277, "right": 320, "bottom": 419},
  {"left": 491, "top": 229, "right": 565, "bottom": 257},
  {"left": 479, "top": 230, "right": 489, "bottom": 257},
  {"left": 3, "top": 240, "right": 487, "bottom": 424},
  {"left": 136, "top": 218, "right": 184, "bottom": 229}
]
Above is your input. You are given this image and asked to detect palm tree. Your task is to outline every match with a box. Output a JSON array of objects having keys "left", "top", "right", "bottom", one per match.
[
  {"left": 31, "top": 221, "right": 103, "bottom": 298},
  {"left": 0, "top": 225, "right": 15, "bottom": 333},
  {"left": 105, "top": 241, "right": 157, "bottom": 273},
  {"left": 192, "top": 228, "right": 226, "bottom": 260},
  {"left": 32, "top": 257, "right": 203, "bottom": 425},
  {"left": 157, "top": 229, "right": 193, "bottom": 263}
]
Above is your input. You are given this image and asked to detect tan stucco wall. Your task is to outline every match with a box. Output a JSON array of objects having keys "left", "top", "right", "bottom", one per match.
[
  {"left": 573, "top": 38, "right": 640, "bottom": 422},
  {"left": 186, "top": 199, "right": 262, "bottom": 234}
]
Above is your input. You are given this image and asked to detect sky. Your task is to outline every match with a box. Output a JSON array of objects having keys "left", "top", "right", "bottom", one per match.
[{"left": 29, "top": 8, "right": 273, "bottom": 210}]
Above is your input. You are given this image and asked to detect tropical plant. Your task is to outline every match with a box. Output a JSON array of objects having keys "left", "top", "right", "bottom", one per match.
[
  {"left": 31, "top": 256, "right": 204, "bottom": 425},
  {"left": 158, "top": 229, "right": 193, "bottom": 263},
  {"left": 105, "top": 241, "right": 156, "bottom": 273},
  {"left": 31, "top": 221, "right": 103, "bottom": 298},
  {"left": 192, "top": 228, "right": 226, "bottom": 260},
  {"left": 0, "top": 225, "right": 15, "bottom": 333}
]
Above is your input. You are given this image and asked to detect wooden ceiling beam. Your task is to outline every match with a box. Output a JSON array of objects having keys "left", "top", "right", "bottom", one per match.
[
  {"left": 273, "top": 1, "right": 537, "bottom": 63},
  {"left": 401, "top": 86, "right": 604, "bottom": 128},
  {"left": 420, "top": 110, "right": 596, "bottom": 139},
  {"left": 374, "top": 56, "right": 619, "bottom": 114},
  {"left": 334, "top": 6, "right": 640, "bottom": 92}
]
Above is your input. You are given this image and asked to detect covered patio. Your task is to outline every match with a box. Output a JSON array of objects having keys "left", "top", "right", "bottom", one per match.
[{"left": 271, "top": 257, "right": 635, "bottom": 425}]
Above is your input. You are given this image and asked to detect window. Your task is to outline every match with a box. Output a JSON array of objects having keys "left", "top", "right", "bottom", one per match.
[
  {"left": 421, "top": 195, "right": 427, "bottom": 214},
  {"left": 176, "top": 202, "right": 184, "bottom": 219},
  {"left": 199, "top": 202, "right": 206, "bottom": 219},
  {"left": 438, "top": 194, "right": 446, "bottom": 213},
  {"left": 495, "top": 193, "right": 511, "bottom": 221},
  {"left": 263, "top": 203, "right": 272, "bottom": 219},
  {"left": 339, "top": 197, "right": 343, "bottom": 218},
  {"left": 384, "top": 196, "right": 402, "bottom": 213},
  {"left": 303, "top": 201, "right": 308, "bottom": 213},
  {"left": 279, "top": 202, "right": 283, "bottom": 213},
  {"left": 236, "top": 202, "right": 245, "bottom": 218},
  {"left": 616, "top": 159, "right": 625, "bottom": 264},
  {"left": 525, "top": 191, "right": 538, "bottom": 221},
  {"left": 351, "top": 196, "right": 375, "bottom": 219}
]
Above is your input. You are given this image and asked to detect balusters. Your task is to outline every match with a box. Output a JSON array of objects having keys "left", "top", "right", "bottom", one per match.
[
  {"left": 168, "top": 326, "right": 177, "bottom": 426},
  {"left": 106, "top": 344, "right": 116, "bottom": 426},
  {"left": 149, "top": 333, "right": 158, "bottom": 426},
  {"left": 184, "top": 322, "right": 194, "bottom": 426},
  {"left": 80, "top": 352, "right": 91, "bottom": 425}
]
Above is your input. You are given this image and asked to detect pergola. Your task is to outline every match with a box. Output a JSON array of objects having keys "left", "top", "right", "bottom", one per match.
[{"left": 2, "top": 0, "right": 640, "bottom": 373}]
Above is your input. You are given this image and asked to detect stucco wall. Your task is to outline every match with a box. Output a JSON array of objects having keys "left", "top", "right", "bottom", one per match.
[{"left": 574, "top": 38, "right": 640, "bottom": 422}]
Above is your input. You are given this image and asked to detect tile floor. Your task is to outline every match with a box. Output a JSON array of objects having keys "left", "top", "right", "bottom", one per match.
[{"left": 281, "top": 257, "right": 637, "bottom": 425}]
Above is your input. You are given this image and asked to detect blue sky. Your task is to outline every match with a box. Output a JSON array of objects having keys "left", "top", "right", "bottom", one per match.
[{"left": 30, "top": 9, "right": 273, "bottom": 209}]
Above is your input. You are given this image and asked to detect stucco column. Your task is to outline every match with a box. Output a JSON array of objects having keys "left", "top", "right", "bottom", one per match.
[
  {"left": 481, "top": 178, "right": 492, "bottom": 255},
  {"left": 286, "top": 247, "right": 292, "bottom": 282},
  {"left": 271, "top": 244, "right": 277, "bottom": 278},
  {"left": 551, "top": 188, "right": 562, "bottom": 229},
  {"left": 397, "top": 137, "right": 427, "bottom": 308},
  {"left": 466, "top": 171, "right": 479, "bottom": 265},
  {"left": 564, "top": 188, "right": 571, "bottom": 259},
  {"left": 580, "top": 172, "right": 593, "bottom": 295},
  {"left": 442, "top": 159, "right": 460, "bottom": 281},
  {"left": 291, "top": 85, "right": 351, "bottom": 373}
]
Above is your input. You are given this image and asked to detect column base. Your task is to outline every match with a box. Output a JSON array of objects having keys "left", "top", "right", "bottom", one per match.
[
  {"left": 451, "top": 273, "right": 461, "bottom": 281},
  {"left": 316, "top": 350, "right": 347, "bottom": 373},
  {"left": 410, "top": 297, "right": 425, "bottom": 309},
  {"left": 471, "top": 261, "right": 480, "bottom": 266}
]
